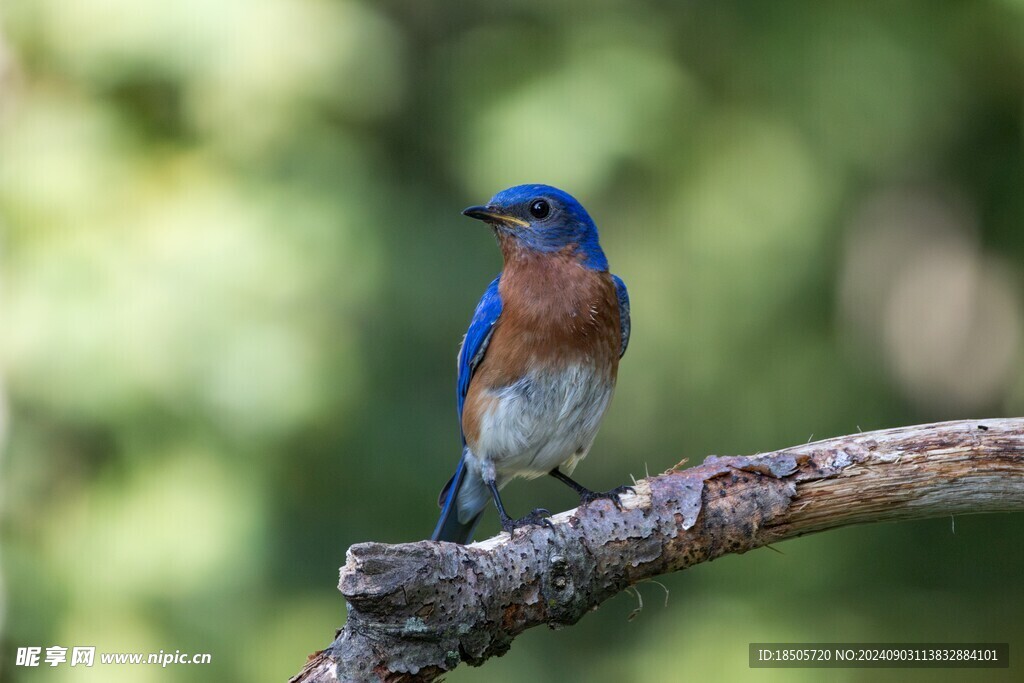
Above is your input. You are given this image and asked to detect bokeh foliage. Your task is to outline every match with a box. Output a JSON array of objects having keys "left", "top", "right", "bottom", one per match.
[{"left": 1, "top": 1, "right": 1023, "bottom": 681}]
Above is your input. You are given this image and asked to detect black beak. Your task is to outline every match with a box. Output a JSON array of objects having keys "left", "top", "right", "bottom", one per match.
[
  {"left": 462, "top": 205, "right": 494, "bottom": 221},
  {"left": 461, "top": 205, "right": 530, "bottom": 227}
]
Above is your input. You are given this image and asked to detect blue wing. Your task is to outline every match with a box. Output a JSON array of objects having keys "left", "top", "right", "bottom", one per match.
[
  {"left": 432, "top": 276, "right": 503, "bottom": 543},
  {"left": 612, "top": 274, "right": 630, "bottom": 358},
  {"left": 456, "top": 275, "right": 503, "bottom": 436}
]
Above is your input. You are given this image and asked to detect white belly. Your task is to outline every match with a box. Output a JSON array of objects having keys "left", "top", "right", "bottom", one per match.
[{"left": 472, "top": 363, "right": 615, "bottom": 482}]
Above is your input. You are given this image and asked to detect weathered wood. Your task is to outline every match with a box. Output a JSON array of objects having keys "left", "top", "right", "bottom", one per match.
[{"left": 289, "top": 418, "right": 1024, "bottom": 682}]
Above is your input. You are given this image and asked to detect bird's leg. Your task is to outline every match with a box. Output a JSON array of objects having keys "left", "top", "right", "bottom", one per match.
[
  {"left": 484, "top": 476, "right": 553, "bottom": 535},
  {"left": 549, "top": 468, "right": 634, "bottom": 510}
]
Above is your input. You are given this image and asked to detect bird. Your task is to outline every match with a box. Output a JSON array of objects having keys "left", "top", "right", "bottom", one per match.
[{"left": 431, "top": 184, "right": 631, "bottom": 544}]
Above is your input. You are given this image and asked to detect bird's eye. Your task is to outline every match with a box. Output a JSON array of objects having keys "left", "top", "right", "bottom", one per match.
[{"left": 529, "top": 199, "right": 550, "bottom": 220}]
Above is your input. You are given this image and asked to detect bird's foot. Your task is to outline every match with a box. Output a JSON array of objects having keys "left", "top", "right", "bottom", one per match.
[
  {"left": 579, "top": 485, "right": 635, "bottom": 510},
  {"left": 501, "top": 508, "right": 554, "bottom": 535}
]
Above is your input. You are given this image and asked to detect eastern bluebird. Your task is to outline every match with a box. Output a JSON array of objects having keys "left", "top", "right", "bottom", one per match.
[{"left": 431, "top": 184, "right": 631, "bottom": 544}]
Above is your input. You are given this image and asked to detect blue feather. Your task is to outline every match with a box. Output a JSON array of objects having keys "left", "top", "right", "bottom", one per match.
[
  {"left": 431, "top": 452, "right": 483, "bottom": 543},
  {"left": 433, "top": 277, "right": 503, "bottom": 542},
  {"left": 612, "top": 274, "right": 630, "bottom": 357},
  {"left": 456, "top": 276, "right": 503, "bottom": 434}
]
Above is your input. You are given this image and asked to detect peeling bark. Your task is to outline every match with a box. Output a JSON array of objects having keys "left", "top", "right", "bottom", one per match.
[{"left": 289, "top": 418, "right": 1024, "bottom": 683}]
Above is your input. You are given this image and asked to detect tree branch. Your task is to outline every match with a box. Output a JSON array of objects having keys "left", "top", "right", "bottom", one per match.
[{"left": 290, "top": 418, "right": 1024, "bottom": 682}]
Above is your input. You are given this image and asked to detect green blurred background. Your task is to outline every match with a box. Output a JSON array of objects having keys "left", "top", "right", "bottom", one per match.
[{"left": 1, "top": 0, "right": 1023, "bottom": 681}]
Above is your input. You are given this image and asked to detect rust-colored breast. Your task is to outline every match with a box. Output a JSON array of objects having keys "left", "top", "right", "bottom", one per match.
[{"left": 461, "top": 247, "right": 621, "bottom": 447}]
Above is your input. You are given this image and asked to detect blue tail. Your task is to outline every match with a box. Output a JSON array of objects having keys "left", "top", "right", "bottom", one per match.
[{"left": 431, "top": 455, "right": 484, "bottom": 543}]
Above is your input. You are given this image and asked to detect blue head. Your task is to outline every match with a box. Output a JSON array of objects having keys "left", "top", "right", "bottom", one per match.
[{"left": 462, "top": 184, "right": 608, "bottom": 271}]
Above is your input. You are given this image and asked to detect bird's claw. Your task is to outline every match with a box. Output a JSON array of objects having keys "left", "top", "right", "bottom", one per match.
[
  {"left": 501, "top": 508, "right": 554, "bottom": 535},
  {"left": 580, "top": 485, "right": 634, "bottom": 510}
]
